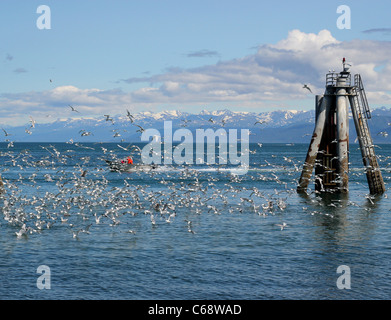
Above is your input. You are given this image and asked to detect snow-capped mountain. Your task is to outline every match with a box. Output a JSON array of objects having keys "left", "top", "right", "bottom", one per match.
[{"left": 2, "top": 107, "right": 391, "bottom": 143}]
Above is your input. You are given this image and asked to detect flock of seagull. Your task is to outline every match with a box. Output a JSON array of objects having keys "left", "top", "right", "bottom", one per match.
[{"left": 0, "top": 106, "right": 390, "bottom": 240}]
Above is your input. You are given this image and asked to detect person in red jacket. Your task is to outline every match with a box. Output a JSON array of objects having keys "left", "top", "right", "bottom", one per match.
[{"left": 127, "top": 156, "right": 133, "bottom": 165}]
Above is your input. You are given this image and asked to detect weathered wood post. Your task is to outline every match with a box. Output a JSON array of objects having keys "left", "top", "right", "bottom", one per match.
[{"left": 298, "top": 58, "right": 385, "bottom": 195}]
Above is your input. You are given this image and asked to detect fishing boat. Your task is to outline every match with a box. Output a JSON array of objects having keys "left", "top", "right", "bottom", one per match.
[{"left": 105, "top": 159, "right": 158, "bottom": 172}]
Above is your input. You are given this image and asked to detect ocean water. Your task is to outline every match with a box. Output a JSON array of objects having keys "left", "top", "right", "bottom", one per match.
[{"left": 0, "top": 142, "right": 390, "bottom": 300}]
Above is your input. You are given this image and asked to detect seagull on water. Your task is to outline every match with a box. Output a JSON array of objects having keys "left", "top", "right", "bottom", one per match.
[
  {"left": 276, "top": 222, "right": 287, "bottom": 231},
  {"left": 185, "top": 220, "right": 196, "bottom": 234}
]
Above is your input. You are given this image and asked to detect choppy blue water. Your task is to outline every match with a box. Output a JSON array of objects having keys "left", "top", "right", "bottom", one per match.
[{"left": 0, "top": 142, "right": 390, "bottom": 300}]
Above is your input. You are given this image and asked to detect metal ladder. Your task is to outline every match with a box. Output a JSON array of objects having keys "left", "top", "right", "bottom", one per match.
[
  {"left": 349, "top": 75, "right": 385, "bottom": 194},
  {"left": 355, "top": 74, "right": 372, "bottom": 119}
]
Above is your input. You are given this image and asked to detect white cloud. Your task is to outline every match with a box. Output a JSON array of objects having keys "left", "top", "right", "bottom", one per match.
[
  {"left": 123, "top": 29, "right": 391, "bottom": 105},
  {"left": 0, "top": 86, "right": 135, "bottom": 125},
  {"left": 2, "top": 29, "right": 391, "bottom": 126}
]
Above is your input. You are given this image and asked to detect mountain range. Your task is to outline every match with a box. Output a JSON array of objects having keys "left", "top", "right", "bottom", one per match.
[{"left": 2, "top": 107, "right": 391, "bottom": 143}]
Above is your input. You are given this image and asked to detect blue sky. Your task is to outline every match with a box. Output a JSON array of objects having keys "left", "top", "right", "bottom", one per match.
[{"left": 1, "top": 0, "right": 391, "bottom": 125}]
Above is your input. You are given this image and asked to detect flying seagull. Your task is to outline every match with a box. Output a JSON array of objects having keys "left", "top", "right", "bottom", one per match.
[
  {"left": 126, "top": 109, "right": 134, "bottom": 122},
  {"left": 69, "top": 105, "right": 80, "bottom": 113},
  {"left": 29, "top": 116, "right": 36, "bottom": 128},
  {"left": 2, "top": 128, "right": 11, "bottom": 136},
  {"left": 133, "top": 124, "right": 145, "bottom": 133},
  {"left": 79, "top": 130, "right": 93, "bottom": 136},
  {"left": 104, "top": 115, "right": 114, "bottom": 123},
  {"left": 303, "top": 84, "right": 313, "bottom": 93},
  {"left": 377, "top": 131, "right": 389, "bottom": 138}
]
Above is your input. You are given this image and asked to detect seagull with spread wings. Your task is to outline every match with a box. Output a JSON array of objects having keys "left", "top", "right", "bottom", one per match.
[
  {"left": 69, "top": 105, "right": 80, "bottom": 113},
  {"left": 134, "top": 124, "right": 145, "bottom": 133},
  {"left": 2, "top": 128, "right": 11, "bottom": 137},
  {"left": 126, "top": 109, "right": 134, "bottom": 122},
  {"left": 303, "top": 84, "right": 313, "bottom": 93}
]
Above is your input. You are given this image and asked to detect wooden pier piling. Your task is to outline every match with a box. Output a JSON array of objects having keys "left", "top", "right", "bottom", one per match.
[{"left": 298, "top": 59, "right": 385, "bottom": 195}]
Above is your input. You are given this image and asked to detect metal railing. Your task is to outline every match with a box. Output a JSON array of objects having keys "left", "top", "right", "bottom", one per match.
[{"left": 326, "top": 72, "right": 351, "bottom": 87}]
